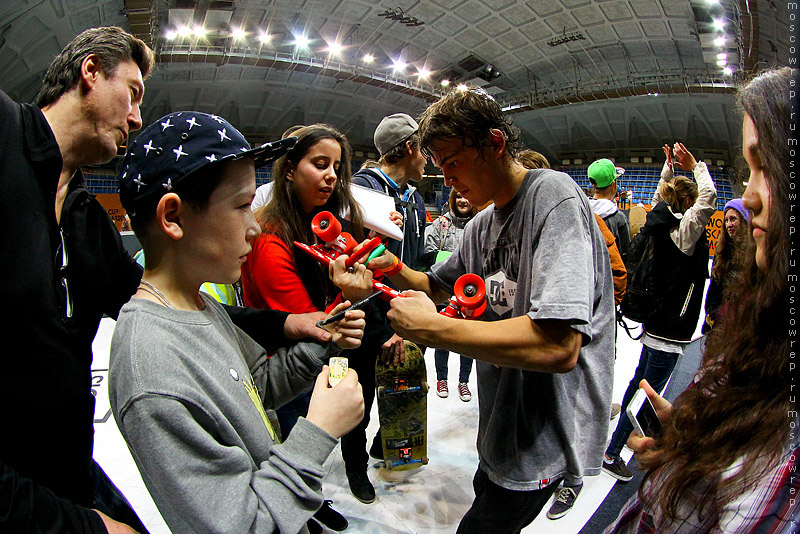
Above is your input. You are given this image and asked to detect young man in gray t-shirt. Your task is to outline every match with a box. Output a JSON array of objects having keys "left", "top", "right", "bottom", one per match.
[{"left": 369, "top": 89, "right": 615, "bottom": 533}]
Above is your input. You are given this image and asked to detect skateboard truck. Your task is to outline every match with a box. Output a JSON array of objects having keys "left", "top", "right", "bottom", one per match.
[{"left": 440, "top": 273, "right": 487, "bottom": 320}]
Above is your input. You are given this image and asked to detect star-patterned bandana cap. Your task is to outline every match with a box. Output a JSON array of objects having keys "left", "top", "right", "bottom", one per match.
[{"left": 118, "top": 111, "right": 297, "bottom": 213}]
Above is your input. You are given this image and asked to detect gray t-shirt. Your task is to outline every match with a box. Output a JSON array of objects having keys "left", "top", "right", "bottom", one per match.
[
  {"left": 109, "top": 294, "right": 338, "bottom": 534},
  {"left": 430, "top": 169, "right": 615, "bottom": 490}
]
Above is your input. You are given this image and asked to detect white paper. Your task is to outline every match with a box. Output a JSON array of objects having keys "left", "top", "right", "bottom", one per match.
[
  {"left": 251, "top": 182, "right": 403, "bottom": 241},
  {"left": 348, "top": 184, "right": 404, "bottom": 241}
]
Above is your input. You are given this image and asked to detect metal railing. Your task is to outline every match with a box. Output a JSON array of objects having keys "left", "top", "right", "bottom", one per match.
[
  {"left": 498, "top": 68, "right": 736, "bottom": 113},
  {"left": 156, "top": 43, "right": 446, "bottom": 100}
]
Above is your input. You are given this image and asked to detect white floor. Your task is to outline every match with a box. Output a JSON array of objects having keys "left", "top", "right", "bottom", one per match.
[{"left": 91, "top": 318, "right": 652, "bottom": 534}]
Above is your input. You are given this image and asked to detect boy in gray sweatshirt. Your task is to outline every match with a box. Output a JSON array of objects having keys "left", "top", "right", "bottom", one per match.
[{"left": 110, "top": 111, "right": 373, "bottom": 534}]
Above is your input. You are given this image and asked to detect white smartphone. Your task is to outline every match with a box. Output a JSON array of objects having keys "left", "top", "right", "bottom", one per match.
[{"left": 626, "top": 388, "right": 663, "bottom": 438}]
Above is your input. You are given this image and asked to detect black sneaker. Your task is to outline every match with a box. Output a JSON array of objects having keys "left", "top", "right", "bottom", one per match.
[
  {"left": 546, "top": 483, "right": 583, "bottom": 520},
  {"left": 347, "top": 470, "right": 376, "bottom": 504},
  {"left": 314, "top": 500, "right": 348, "bottom": 531},
  {"left": 603, "top": 455, "right": 633, "bottom": 482},
  {"left": 306, "top": 518, "right": 323, "bottom": 534}
]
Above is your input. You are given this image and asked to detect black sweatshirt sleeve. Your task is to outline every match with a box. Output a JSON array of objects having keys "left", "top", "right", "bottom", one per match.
[
  {"left": 223, "top": 305, "right": 291, "bottom": 353},
  {"left": 0, "top": 459, "right": 106, "bottom": 533}
]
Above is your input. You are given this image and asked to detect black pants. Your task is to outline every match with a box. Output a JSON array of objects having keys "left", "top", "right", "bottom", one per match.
[
  {"left": 340, "top": 347, "right": 377, "bottom": 474},
  {"left": 456, "top": 468, "right": 560, "bottom": 534}
]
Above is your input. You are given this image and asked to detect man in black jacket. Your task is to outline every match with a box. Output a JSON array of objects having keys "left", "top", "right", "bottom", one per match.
[{"left": 0, "top": 27, "right": 330, "bottom": 534}]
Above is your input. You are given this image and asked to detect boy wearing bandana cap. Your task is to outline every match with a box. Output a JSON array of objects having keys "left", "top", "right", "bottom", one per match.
[{"left": 112, "top": 111, "right": 372, "bottom": 534}]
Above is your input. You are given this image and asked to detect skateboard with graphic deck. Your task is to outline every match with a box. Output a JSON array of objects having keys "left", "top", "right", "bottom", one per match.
[
  {"left": 372, "top": 275, "right": 487, "bottom": 471},
  {"left": 629, "top": 205, "right": 647, "bottom": 238},
  {"left": 375, "top": 341, "right": 428, "bottom": 471}
]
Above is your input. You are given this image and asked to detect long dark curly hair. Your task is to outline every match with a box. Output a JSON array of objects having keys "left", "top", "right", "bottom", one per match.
[
  {"left": 253, "top": 124, "right": 364, "bottom": 310},
  {"left": 711, "top": 208, "right": 752, "bottom": 286},
  {"left": 636, "top": 67, "right": 794, "bottom": 522}
]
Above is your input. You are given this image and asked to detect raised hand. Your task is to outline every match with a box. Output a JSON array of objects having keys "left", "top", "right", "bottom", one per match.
[
  {"left": 662, "top": 144, "right": 673, "bottom": 170},
  {"left": 672, "top": 142, "right": 697, "bottom": 171}
]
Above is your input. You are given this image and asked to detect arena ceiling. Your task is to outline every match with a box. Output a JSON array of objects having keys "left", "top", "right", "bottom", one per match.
[{"left": 0, "top": 0, "right": 791, "bottom": 167}]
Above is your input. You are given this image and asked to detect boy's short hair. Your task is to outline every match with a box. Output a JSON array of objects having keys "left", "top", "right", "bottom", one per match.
[
  {"left": 118, "top": 111, "right": 296, "bottom": 238},
  {"left": 418, "top": 87, "right": 520, "bottom": 160},
  {"left": 35, "top": 26, "right": 155, "bottom": 108}
]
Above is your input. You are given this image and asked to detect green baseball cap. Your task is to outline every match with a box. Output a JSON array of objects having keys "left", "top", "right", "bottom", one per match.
[{"left": 587, "top": 158, "right": 618, "bottom": 189}]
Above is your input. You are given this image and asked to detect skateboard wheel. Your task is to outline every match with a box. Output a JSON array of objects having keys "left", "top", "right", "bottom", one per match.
[
  {"left": 466, "top": 300, "right": 487, "bottom": 319},
  {"left": 311, "top": 211, "right": 342, "bottom": 242},
  {"left": 454, "top": 274, "right": 485, "bottom": 309},
  {"left": 422, "top": 456, "right": 429, "bottom": 465},
  {"left": 421, "top": 382, "right": 429, "bottom": 394},
  {"left": 377, "top": 386, "right": 386, "bottom": 399}
]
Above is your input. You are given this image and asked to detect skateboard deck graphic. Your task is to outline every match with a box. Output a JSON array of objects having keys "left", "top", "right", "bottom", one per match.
[
  {"left": 375, "top": 341, "right": 428, "bottom": 471},
  {"left": 629, "top": 205, "right": 647, "bottom": 238}
]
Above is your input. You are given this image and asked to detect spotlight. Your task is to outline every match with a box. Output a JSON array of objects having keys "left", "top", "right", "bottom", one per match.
[
  {"left": 716, "top": 52, "right": 727, "bottom": 60},
  {"left": 478, "top": 63, "right": 502, "bottom": 82},
  {"left": 293, "top": 34, "right": 310, "bottom": 49},
  {"left": 456, "top": 83, "right": 468, "bottom": 91},
  {"left": 392, "top": 59, "right": 407, "bottom": 73},
  {"left": 716, "top": 58, "right": 727, "bottom": 66},
  {"left": 714, "top": 36, "right": 726, "bottom": 47},
  {"left": 440, "top": 79, "right": 450, "bottom": 87},
  {"left": 177, "top": 25, "right": 192, "bottom": 38},
  {"left": 259, "top": 31, "right": 271, "bottom": 44},
  {"left": 165, "top": 29, "right": 177, "bottom": 40},
  {"left": 722, "top": 67, "right": 733, "bottom": 75},
  {"left": 327, "top": 42, "right": 343, "bottom": 56},
  {"left": 712, "top": 19, "right": 725, "bottom": 31},
  {"left": 417, "top": 67, "right": 431, "bottom": 79},
  {"left": 362, "top": 53, "right": 374, "bottom": 63},
  {"left": 193, "top": 26, "right": 207, "bottom": 38},
  {"left": 231, "top": 27, "right": 246, "bottom": 41}
]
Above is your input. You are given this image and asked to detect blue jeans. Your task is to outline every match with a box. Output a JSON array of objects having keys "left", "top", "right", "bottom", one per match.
[
  {"left": 92, "top": 461, "right": 149, "bottom": 533},
  {"left": 434, "top": 348, "right": 473, "bottom": 383},
  {"left": 606, "top": 344, "right": 679, "bottom": 459}
]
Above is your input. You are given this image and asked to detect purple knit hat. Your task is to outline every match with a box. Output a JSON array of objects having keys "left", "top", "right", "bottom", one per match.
[{"left": 724, "top": 198, "right": 750, "bottom": 224}]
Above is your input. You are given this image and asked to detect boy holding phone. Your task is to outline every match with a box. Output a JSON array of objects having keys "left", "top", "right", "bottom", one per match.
[{"left": 110, "top": 111, "right": 373, "bottom": 534}]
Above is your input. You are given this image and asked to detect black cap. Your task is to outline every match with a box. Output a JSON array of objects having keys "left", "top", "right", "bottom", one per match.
[{"left": 118, "top": 111, "right": 296, "bottom": 213}]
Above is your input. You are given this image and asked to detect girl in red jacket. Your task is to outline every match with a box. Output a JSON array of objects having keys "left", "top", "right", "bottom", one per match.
[{"left": 242, "top": 124, "right": 395, "bottom": 525}]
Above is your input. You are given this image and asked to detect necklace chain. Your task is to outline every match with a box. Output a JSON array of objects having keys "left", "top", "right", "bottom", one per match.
[{"left": 138, "top": 279, "right": 175, "bottom": 309}]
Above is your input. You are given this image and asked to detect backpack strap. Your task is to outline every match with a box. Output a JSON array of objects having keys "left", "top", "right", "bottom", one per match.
[
  {"left": 356, "top": 169, "right": 388, "bottom": 193},
  {"left": 354, "top": 169, "right": 406, "bottom": 210},
  {"left": 617, "top": 309, "right": 644, "bottom": 340}
]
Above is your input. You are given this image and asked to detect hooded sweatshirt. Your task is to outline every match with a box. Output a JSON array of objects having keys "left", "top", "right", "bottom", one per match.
[
  {"left": 424, "top": 210, "right": 472, "bottom": 254},
  {"left": 590, "top": 198, "right": 631, "bottom": 262}
]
